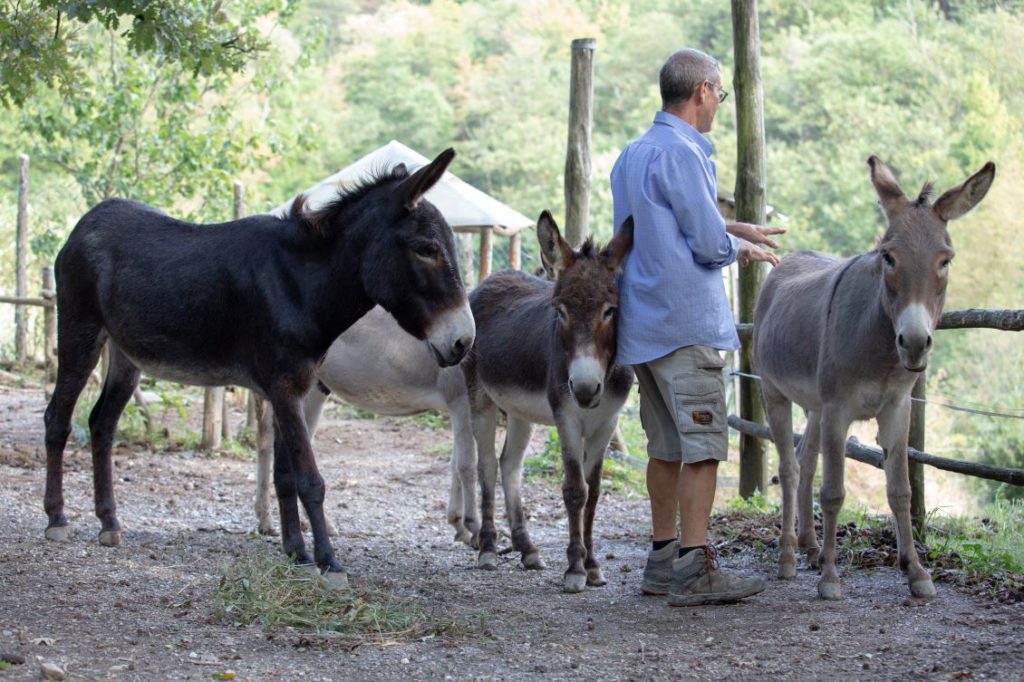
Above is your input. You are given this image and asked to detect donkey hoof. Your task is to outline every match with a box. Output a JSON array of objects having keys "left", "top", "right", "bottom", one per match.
[
  {"left": 257, "top": 522, "right": 279, "bottom": 537},
  {"left": 778, "top": 561, "right": 797, "bottom": 580},
  {"left": 477, "top": 551, "right": 499, "bottom": 570},
  {"left": 910, "top": 579, "right": 936, "bottom": 599},
  {"left": 563, "top": 572, "right": 587, "bottom": 593},
  {"left": 323, "top": 570, "right": 350, "bottom": 591},
  {"left": 522, "top": 552, "right": 546, "bottom": 571},
  {"left": 98, "top": 529, "right": 122, "bottom": 547},
  {"left": 45, "top": 525, "right": 71, "bottom": 542},
  {"left": 453, "top": 528, "right": 473, "bottom": 546},
  {"left": 586, "top": 567, "right": 607, "bottom": 587},
  {"left": 817, "top": 580, "right": 842, "bottom": 600},
  {"left": 805, "top": 547, "right": 821, "bottom": 569}
]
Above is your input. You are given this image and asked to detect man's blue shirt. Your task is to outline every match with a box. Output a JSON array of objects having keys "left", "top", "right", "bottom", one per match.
[{"left": 611, "top": 111, "right": 739, "bottom": 365}]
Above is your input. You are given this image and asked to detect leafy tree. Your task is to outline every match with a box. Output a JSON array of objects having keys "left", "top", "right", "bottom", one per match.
[{"left": 0, "top": 0, "right": 280, "bottom": 106}]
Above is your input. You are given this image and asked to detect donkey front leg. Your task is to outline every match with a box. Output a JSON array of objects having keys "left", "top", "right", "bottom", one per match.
[
  {"left": 559, "top": 420, "right": 589, "bottom": 593},
  {"left": 270, "top": 396, "right": 347, "bottom": 585},
  {"left": 253, "top": 397, "right": 277, "bottom": 536},
  {"left": 471, "top": 402, "right": 501, "bottom": 569},
  {"left": 816, "top": 406, "right": 852, "bottom": 600},
  {"left": 877, "top": 398, "right": 935, "bottom": 598},
  {"left": 581, "top": 420, "right": 617, "bottom": 587},
  {"left": 447, "top": 393, "right": 479, "bottom": 546},
  {"left": 500, "top": 417, "right": 543, "bottom": 569},
  {"left": 761, "top": 382, "right": 798, "bottom": 579}
]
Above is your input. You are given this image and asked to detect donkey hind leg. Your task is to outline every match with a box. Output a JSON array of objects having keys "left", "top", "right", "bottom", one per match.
[
  {"left": 447, "top": 393, "right": 479, "bottom": 546},
  {"left": 253, "top": 396, "right": 278, "bottom": 536},
  {"left": 558, "top": 420, "right": 589, "bottom": 593},
  {"left": 761, "top": 382, "right": 798, "bottom": 579},
  {"left": 84, "top": 344, "right": 141, "bottom": 547},
  {"left": 471, "top": 401, "right": 500, "bottom": 569},
  {"left": 44, "top": 320, "right": 107, "bottom": 541},
  {"left": 816, "top": 406, "right": 852, "bottom": 600},
  {"left": 499, "top": 416, "right": 542, "bottom": 570},
  {"left": 581, "top": 420, "right": 617, "bottom": 587},
  {"left": 877, "top": 398, "right": 935, "bottom": 598},
  {"left": 270, "top": 396, "right": 346, "bottom": 585},
  {"left": 797, "top": 410, "right": 822, "bottom": 567}
]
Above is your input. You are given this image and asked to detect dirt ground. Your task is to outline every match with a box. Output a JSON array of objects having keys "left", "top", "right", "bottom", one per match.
[{"left": 1, "top": 383, "right": 1022, "bottom": 682}]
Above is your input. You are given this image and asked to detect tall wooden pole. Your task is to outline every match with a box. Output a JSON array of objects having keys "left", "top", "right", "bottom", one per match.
[
  {"left": 564, "top": 38, "right": 595, "bottom": 248},
  {"left": 16, "top": 154, "right": 29, "bottom": 364},
  {"left": 732, "top": 0, "right": 768, "bottom": 498},
  {"left": 909, "top": 374, "right": 927, "bottom": 539},
  {"left": 42, "top": 267, "right": 56, "bottom": 383}
]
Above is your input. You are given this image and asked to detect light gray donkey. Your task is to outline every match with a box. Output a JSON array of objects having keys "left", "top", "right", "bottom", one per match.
[
  {"left": 253, "top": 304, "right": 479, "bottom": 545},
  {"left": 754, "top": 156, "right": 995, "bottom": 600}
]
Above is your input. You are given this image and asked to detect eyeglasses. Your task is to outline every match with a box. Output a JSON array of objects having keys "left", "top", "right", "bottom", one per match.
[{"left": 707, "top": 80, "right": 729, "bottom": 103}]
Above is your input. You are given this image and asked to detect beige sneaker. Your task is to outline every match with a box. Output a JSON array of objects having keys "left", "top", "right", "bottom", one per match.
[
  {"left": 641, "top": 540, "right": 679, "bottom": 595},
  {"left": 668, "top": 545, "right": 766, "bottom": 607}
]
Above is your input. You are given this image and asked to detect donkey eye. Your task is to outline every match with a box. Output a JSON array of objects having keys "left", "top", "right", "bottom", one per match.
[
  {"left": 556, "top": 306, "right": 569, "bottom": 325},
  {"left": 882, "top": 252, "right": 896, "bottom": 268},
  {"left": 412, "top": 243, "right": 440, "bottom": 264},
  {"left": 603, "top": 306, "right": 617, "bottom": 321},
  {"left": 939, "top": 258, "right": 951, "bottom": 271}
]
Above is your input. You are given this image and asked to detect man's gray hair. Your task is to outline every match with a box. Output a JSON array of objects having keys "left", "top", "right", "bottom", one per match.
[{"left": 660, "top": 49, "right": 720, "bottom": 108}]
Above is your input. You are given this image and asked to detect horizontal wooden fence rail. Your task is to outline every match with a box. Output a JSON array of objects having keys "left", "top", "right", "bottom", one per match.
[
  {"left": 736, "top": 308, "right": 1024, "bottom": 343},
  {"left": 0, "top": 295, "right": 53, "bottom": 307},
  {"left": 728, "top": 415, "right": 1024, "bottom": 487}
]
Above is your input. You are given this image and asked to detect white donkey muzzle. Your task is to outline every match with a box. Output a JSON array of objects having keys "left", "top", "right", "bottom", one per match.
[
  {"left": 568, "top": 354, "right": 605, "bottom": 408},
  {"left": 427, "top": 301, "right": 475, "bottom": 367},
  {"left": 895, "top": 303, "right": 934, "bottom": 372}
]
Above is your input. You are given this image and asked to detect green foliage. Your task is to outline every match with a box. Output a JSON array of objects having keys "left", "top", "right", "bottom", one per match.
[{"left": 0, "top": 0, "right": 283, "bottom": 107}]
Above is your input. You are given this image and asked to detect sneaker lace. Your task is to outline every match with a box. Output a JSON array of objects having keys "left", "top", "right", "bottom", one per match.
[{"left": 704, "top": 540, "right": 720, "bottom": 585}]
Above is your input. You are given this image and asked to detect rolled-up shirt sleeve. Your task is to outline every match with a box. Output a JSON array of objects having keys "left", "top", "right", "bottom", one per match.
[{"left": 654, "top": 147, "right": 737, "bottom": 270}]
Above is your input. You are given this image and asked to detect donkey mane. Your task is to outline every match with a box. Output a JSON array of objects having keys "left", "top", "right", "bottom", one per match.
[
  {"left": 290, "top": 164, "right": 412, "bottom": 237},
  {"left": 914, "top": 181, "right": 934, "bottom": 206}
]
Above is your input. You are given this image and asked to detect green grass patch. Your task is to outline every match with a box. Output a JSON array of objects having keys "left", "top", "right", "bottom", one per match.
[
  {"left": 213, "top": 552, "right": 471, "bottom": 641},
  {"left": 523, "top": 428, "right": 646, "bottom": 497}
]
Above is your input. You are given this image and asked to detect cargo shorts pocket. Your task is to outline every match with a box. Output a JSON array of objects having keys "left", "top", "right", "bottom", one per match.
[{"left": 672, "top": 375, "right": 725, "bottom": 435}]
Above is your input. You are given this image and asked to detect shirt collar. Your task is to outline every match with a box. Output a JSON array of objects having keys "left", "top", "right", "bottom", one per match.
[{"left": 653, "top": 111, "right": 714, "bottom": 157}]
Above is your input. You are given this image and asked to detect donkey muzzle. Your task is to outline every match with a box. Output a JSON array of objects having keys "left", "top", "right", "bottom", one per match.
[
  {"left": 427, "top": 301, "right": 475, "bottom": 367},
  {"left": 895, "top": 303, "right": 934, "bottom": 372},
  {"left": 568, "top": 356, "right": 605, "bottom": 409}
]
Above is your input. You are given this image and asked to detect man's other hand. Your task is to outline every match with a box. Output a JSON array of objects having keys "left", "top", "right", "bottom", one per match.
[{"left": 737, "top": 239, "right": 779, "bottom": 267}]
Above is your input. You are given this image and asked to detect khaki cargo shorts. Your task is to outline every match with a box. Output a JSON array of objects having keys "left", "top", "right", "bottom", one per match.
[{"left": 633, "top": 345, "right": 729, "bottom": 463}]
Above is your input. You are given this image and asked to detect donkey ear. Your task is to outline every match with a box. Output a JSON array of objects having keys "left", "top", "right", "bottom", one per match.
[
  {"left": 868, "top": 156, "right": 906, "bottom": 216},
  {"left": 396, "top": 148, "right": 455, "bottom": 211},
  {"left": 933, "top": 161, "right": 996, "bottom": 222},
  {"left": 601, "top": 216, "right": 634, "bottom": 270},
  {"left": 536, "top": 210, "right": 574, "bottom": 276},
  {"left": 393, "top": 163, "right": 409, "bottom": 178}
]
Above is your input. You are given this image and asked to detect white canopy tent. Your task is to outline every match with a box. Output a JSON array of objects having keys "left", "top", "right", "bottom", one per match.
[{"left": 273, "top": 140, "right": 535, "bottom": 283}]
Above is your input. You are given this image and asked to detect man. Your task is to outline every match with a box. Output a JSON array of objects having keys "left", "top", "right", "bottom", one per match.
[{"left": 611, "top": 48, "right": 782, "bottom": 606}]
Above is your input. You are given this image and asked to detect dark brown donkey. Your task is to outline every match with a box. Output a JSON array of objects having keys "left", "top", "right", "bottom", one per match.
[
  {"left": 754, "top": 157, "right": 995, "bottom": 600},
  {"left": 43, "top": 149, "right": 474, "bottom": 585},
  {"left": 462, "top": 211, "right": 634, "bottom": 593}
]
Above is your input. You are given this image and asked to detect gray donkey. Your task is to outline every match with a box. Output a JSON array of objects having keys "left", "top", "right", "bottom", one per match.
[
  {"left": 754, "top": 156, "right": 995, "bottom": 600},
  {"left": 252, "top": 305, "right": 479, "bottom": 545},
  {"left": 462, "top": 211, "right": 634, "bottom": 593}
]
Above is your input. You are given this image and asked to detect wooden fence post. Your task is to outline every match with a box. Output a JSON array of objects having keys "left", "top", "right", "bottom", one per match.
[
  {"left": 478, "top": 227, "right": 493, "bottom": 282},
  {"left": 564, "top": 37, "right": 595, "bottom": 248},
  {"left": 42, "top": 267, "right": 56, "bottom": 383},
  {"left": 909, "top": 373, "right": 927, "bottom": 539},
  {"left": 16, "top": 154, "right": 29, "bottom": 364},
  {"left": 733, "top": 0, "right": 768, "bottom": 498},
  {"left": 459, "top": 232, "right": 477, "bottom": 288},
  {"left": 509, "top": 232, "right": 522, "bottom": 271}
]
